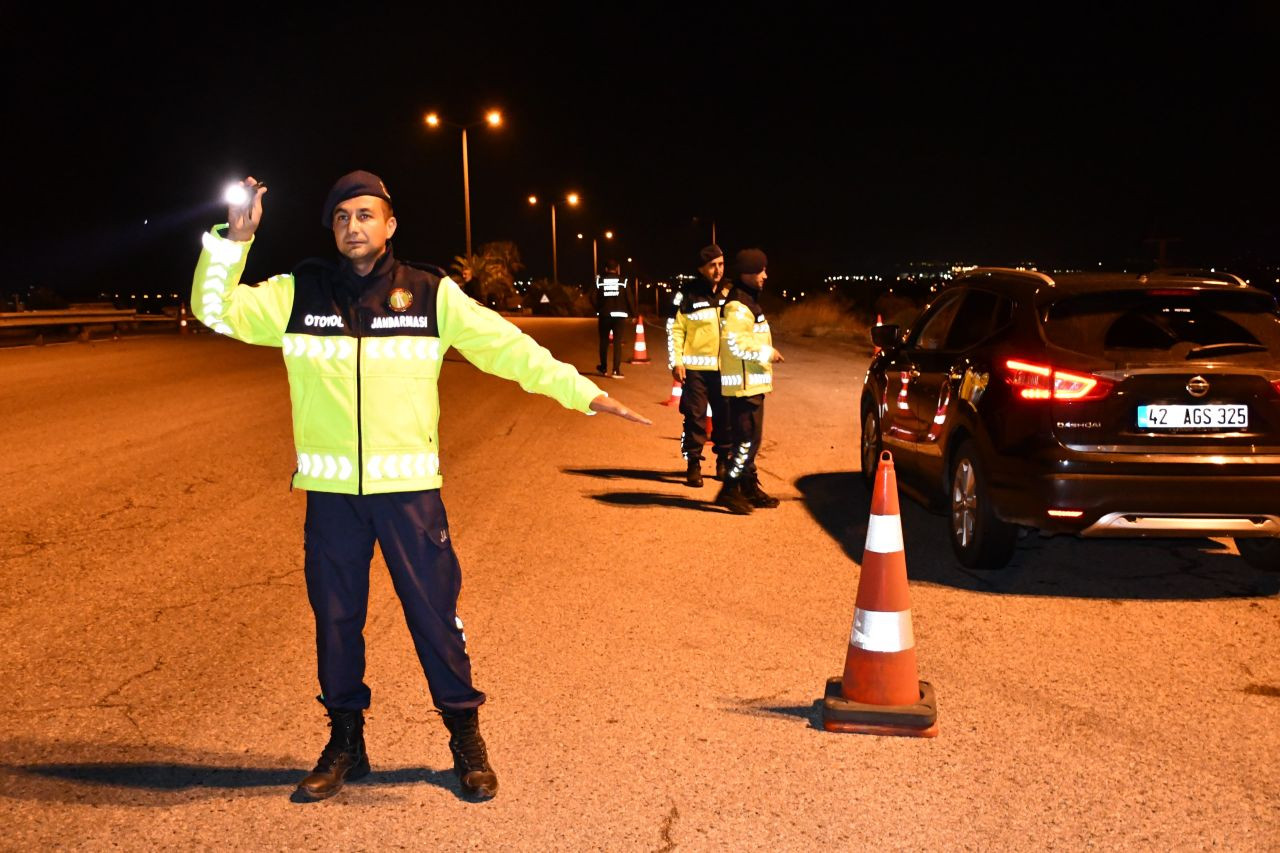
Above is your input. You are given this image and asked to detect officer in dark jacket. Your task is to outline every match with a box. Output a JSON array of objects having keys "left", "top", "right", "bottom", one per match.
[
  {"left": 593, "top": 258, "right": 635, "bottom": 377},
  {"left": 193, "top": 171, "right": 649, "bottom": 803}
]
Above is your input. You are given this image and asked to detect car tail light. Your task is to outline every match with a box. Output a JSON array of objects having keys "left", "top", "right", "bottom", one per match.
[
  {"left": 1272, "top": 379, "right": 1280, "bottom": 397},
  {"left": 1004, "top": 359, "right": 1113, "bottom": 401}
]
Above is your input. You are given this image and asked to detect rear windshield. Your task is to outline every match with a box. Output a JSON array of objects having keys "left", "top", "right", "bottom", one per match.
[{"left": 1043, "top": 290, "right": 1280, "bottom": 359}]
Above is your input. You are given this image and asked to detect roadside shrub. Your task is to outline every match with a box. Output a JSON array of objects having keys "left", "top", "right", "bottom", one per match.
[{"left": 773, "top": 294, "right": 869, "bottom": 340}]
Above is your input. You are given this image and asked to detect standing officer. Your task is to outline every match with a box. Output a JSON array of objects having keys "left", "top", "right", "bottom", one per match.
[
  {"left": 593, "top": 258, "right": 635, "bottom": 378},
  {"left": 191, "top": 172, "right": 648, "bottom": 802},
  {"left": 716, "top": 248, "right": 785, "bottom": 514},
  {"left": 667, "top": 245, "right": 733, "bottom": 487}
]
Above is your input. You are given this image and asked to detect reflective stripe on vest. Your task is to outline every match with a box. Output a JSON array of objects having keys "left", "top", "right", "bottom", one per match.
[
  {"left": 282, "top": 334, "right": 355, "bottom": 360},
  {"left": 682, "top": 354, "right": 717, "bottom": 367},
  {"left": 366, "top": 453, "right": 441, "bottom": 480},
  {"left": 297, "top": 452, "right": 355, "bottom": 482}
]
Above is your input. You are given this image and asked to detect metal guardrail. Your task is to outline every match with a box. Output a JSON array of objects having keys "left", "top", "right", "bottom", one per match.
[{"left": 0, "top": 309, "right": 178, "bottom": 329}]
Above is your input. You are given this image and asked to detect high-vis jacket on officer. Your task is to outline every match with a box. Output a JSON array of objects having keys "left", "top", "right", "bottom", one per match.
[
  {"left": 192, "top": 225, "right": 602, "bottom": 495},
  {"left": 719, "top": 291, "right": 774, "bottom": 397},
  {"left": 667, "top": 285, "right": 724, "bottom": 372}
]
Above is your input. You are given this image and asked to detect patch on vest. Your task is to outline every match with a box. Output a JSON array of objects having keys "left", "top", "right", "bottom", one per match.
[{"left": 387, "top": 288, "right": 413, "bottom": 312}]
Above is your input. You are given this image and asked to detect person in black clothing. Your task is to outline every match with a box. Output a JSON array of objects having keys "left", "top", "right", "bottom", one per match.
[{"left": 593, "top": 258, "right": 635, "bottom": 377}]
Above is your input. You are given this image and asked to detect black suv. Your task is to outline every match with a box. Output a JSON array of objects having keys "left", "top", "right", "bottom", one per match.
[{"left": 861, "top": 268, "right": 1280, "bottom": 570}]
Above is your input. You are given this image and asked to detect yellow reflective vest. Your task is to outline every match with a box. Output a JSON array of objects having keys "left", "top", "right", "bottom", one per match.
[
  {"left": 666, "top": 285, "right": 724, "bottom": 371},
  {"left": 192, "top": 225, "right": 602, "bottom": 495},
  {"left": 719, "top": 288, "right": 774, "bottom": 397}
]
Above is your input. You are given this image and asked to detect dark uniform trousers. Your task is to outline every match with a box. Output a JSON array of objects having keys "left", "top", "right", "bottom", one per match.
[
  {"left": 726, "top": 394, "right": 766, "bottom": 481},
  {"left": 680, "top": 369, "right": 733, "bottom": 463},
  {"left": 303, "top": 489, "right": 485, "bottom": 713},
  {"left": 597, "top": 315, "right": 628, "bottom": 373}
]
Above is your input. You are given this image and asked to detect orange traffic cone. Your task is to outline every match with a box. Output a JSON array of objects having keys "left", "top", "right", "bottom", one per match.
[
  {"left": 179, "top": 303, "right": 190, "bottom": 335},
  {"left": 822, "top": 450, "right": 938, "bottom": 737},
  {"left": 704, "top": 402, "right": 712, "bottom": 443},
  {"left": 662, "top": 380, "right": 683, "bottom": 406},
  {"left": 872, "top": 313, "right": 883, "bottom": 356},
  {"left": 628, "top": 317, "right": 650, "bottom": 364}
]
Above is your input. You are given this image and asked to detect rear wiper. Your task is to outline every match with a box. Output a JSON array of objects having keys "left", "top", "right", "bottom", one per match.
[{"left": 1186, "top": 342, "right": 1267, "bottom": 358}]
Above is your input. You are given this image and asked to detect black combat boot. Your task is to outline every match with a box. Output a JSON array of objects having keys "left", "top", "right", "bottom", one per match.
[
  {"left": 715, "top": 478, "right": 754, "bottom": 515},
  {"left": 745, "top": 475, "right": 780, "bottom": 508},
  {"left": 715, "top": 457, "right": 729, "bottom": 481},
  {"left": 441, "top": 708, "right": 498, "bottom": 800},
  {"left": 685, "top": 459, "right": 704, "bottom": 488},
  {"left": 294, "top": 708, "right": 370, "bottom": 802}
]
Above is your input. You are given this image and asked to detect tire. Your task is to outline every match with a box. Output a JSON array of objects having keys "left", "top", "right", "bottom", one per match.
[
  {"left": 860, "top": 405, "right": 882, "bottom": 490},
  {"left": 949, "top": 440, "right": 1016, "bottom": 570},
  {"left": 1236, "top": 537, "right": 1280, "bottom": 572}
]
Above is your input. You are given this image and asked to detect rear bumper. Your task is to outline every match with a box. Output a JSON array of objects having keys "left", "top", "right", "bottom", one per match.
[{"left": 991, "top": 460, "right": 1280, "bottom": 537}]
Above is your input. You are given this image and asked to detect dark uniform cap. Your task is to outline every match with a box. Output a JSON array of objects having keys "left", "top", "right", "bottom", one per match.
[
  {"left": 735, "top": 248, "right": 768, "bottom": 275},
  {"left": 699, "top": 244, "right": 724, "bottom": 266},
  {"left": 321, "top": 170, "right": 393, "bottom": 227}
]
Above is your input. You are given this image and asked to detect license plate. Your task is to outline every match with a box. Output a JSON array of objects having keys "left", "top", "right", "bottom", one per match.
[{"left": 1137, "top": 404, "right": 1248, "bottom": 429}]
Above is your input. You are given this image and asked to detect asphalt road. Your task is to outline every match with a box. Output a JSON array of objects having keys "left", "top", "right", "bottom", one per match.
[{"left": 1, "top": 321, "right": 1277, "bottom": 849}]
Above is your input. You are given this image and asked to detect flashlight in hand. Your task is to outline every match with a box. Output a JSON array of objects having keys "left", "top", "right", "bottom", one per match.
[{"left": 223, "top": 181, "right": 265, "bottom": 208}]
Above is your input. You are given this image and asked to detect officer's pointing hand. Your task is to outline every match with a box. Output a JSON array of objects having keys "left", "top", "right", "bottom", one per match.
[
  {"left": 227, "top": 176, "right": 267, "bottom": 242},
  {"left": 590, "top": 394, "right": 652, "bottom": 425},
  {"left": 770, "top": 348, "right": 786, "bottom": 363}
]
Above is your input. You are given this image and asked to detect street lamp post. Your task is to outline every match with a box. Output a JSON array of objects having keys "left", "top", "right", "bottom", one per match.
[
  {"left": 577, "top": 229, "right": 615, "bottom": 280},
  {"left": 528, "top": 192, "right": 579, "bottom": 284},
  {"left": 425, "top": 109, "right": 502, "bottom": 258}
]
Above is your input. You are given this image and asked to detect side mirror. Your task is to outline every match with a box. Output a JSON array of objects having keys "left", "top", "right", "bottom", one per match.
[{"left": 871, "top": 323, "right": 900, "bottom": 350}]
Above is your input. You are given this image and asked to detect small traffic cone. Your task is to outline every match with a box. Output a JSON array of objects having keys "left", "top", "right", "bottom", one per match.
[
  {"left": 704, "top": 403, "right": 712, "bottom": 443},
  {"left": 822, "top": 450, "right": 938, "bottom": 737},
  {"left": 179, "top": 303, "right": 189, "bottom": 335},
  {"left": 628, "top": 317, "right": 650, "bottom": 364},
  {"left": 662, "top": 380, "right": 683, "bottom": 406},
  {"left": 872, "top": 313, "right": 883, "bottom": 356}
]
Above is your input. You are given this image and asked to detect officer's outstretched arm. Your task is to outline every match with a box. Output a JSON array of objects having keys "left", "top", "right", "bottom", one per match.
[
  {"left": 590, "top": 394, "right": 651, "bottom": 424},
  {"left": 441, "top": 277, "right": 616, "bottom": 414}
]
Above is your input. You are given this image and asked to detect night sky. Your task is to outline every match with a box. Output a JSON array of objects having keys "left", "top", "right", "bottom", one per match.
[{"left": 7, "top": 5, "right": 1280, "bottom": 300}]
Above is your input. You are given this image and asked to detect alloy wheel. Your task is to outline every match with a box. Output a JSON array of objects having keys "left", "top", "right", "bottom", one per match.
[{"left": 952, "top": 458, "right": 977, "bottom": 548}]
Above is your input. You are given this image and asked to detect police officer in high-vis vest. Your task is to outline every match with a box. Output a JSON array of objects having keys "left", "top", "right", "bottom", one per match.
[
  {"left": 667, "top": 245, "right": 733, "bottom": 487},
  {"left": 593, "top": 258, "right": 635, "bottom": 378},
  {"left": 192, "top": 172, "right": 649, "bottom": 803},
  {"left": 715, "top": 248, "right": 785, "bottom": 515}
]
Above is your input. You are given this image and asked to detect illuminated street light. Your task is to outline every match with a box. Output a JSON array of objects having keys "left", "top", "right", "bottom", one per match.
[
  {"left": 577, "top": 228, "right": 616, "bottom": 279},
  {"left": 528, "top": 192, "right": 580, "bottom": 284},
  {"left": 423, "top": 109, "right": 503, "bottom": 257}
]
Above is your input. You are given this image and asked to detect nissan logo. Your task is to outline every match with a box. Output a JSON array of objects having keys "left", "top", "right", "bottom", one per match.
[{"left": 1186, "top": 375, "right": 1210, "bottom": 398}]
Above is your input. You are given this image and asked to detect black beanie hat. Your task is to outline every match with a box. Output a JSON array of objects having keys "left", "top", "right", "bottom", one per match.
[
  {"left": 321, "top": 170, "right": 393, "bottom": 227},
  {"left": 698, "top": 244, "right": 724, "bottom": 266},
  {"left": 735, "top": 248, "right": 768, "bottom": 275}
]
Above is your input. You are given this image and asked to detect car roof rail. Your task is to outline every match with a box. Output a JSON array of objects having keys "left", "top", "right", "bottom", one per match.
[
  {"left": 1143, "top": 267, "right": 1249, "bottom": 287},
  {"left": 960, "top": 266, "right": 1056, "bottom": 286}
]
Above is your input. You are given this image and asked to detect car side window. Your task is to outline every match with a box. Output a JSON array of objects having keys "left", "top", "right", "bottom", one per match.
[
  {"left": 945, "top": 290, "right": 1013, "bottom": 350},
  {"left": 908, "top": 290, "right": 966, "bottom": 351}
]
